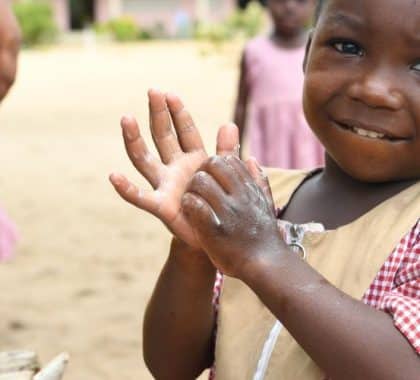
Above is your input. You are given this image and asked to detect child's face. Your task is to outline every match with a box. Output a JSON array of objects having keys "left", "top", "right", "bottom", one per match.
[
  {"left": 0, "top": 1, "right": 21, "bottom": 102},
  {"left": 303, "top": 0, "right": 420, "bottom": 182},
  {"left": 267, "top": 0, "right": 315, "bottom": 36}
]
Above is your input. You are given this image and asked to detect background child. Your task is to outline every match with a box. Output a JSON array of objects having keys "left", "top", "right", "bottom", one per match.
[
  {"left": 110, "top": 0, "right": 419, "bottom": 378},
  {"left": 0, "top": 0, "right": 21, "bottom": 261},
  {"left": 234, "top": 0, "right": 324, "bottom": 168}
]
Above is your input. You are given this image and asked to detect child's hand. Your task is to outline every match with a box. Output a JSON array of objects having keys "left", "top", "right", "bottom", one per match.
[
  {"left": 182, "top": 155, "right": 285, "bottom": 278},
  {"left": 109, "top": 90, "right": 239, "bottom": 249}
]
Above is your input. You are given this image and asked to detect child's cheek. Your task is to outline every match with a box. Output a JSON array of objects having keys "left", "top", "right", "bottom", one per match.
[{"left": 303, "top": 73, "right": 327, "bottom": 123}]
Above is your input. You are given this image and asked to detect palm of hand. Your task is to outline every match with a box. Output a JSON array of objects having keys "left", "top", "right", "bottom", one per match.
[
  {"left": 150, "top": 150, "right": 208, "bottom": 246},
  {"left": 110, "top": 90, "right": 239, "bottom": 248}
]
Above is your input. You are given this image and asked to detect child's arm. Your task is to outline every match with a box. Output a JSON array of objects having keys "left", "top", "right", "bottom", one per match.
[
  {"left": 233, "top": 52, "right": 249, "bottom": 158},
  {"left": 182, "top": 156, "right": 420, "bottom": 380},
  {"left": 143, "top": 162, "right": 271, "bottom": 379},
  {"left": 142, "top": 157, "right": 272, "bottom": 379},
  {"left": 110, "top": 90, "right": 240, "bottom": 377},
  {"left": 143, "top": 238, "right": 217, "bottom": 379}
]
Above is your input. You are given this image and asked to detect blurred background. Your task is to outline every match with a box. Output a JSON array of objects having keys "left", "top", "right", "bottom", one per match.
[{"left": 0, "top": 1, "right": 268, "bottom": 379}]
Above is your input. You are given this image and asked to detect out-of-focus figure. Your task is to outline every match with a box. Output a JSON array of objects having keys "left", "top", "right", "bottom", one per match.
[
  {"left": 0, "top": 0, "right": 21, "bottom": 261},
  {"left": 234, "top": 0, "right": 324, "bottom": 168}
]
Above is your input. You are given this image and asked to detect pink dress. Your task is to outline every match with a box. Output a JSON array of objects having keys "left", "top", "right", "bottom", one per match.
[
  {"left": 0, "top": 207, "right": 18, "bottom": 261},
  {"left": 245, "top": 36, "right": 324, "bottom": 169}
]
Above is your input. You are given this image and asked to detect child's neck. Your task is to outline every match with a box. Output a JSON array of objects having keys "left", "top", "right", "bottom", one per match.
[
  {"left": 270, "top": 29, "right": 307, "bottom": 49},
  {"left": 281, "top": 156, "right": 418, "bottom": 229},
  {"left": 321, "top": 156, "right": 417, "bottom": 196}
]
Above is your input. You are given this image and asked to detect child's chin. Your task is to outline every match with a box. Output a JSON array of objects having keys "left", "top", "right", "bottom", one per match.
[{"left": 341, "top": 164, "right": 409, "bottom": 184}]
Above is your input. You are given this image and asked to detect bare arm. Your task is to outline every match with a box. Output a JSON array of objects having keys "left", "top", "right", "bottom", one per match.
[
  {"left": 244, "top": 250, "right": 420, "bottom": 380},
  {"left": 143, "top": 158, "right": 274, "bottom": 379},
  {"left": 233, "top": 52, "right": 249, "bottom": 157},
  {"left": 143, "top": 238, "right": 217, "bottom": 379},
  {"left": 110, "top": 91, "right": 240, "bottom": 377},
  {"left": 182, "top": 156, "right": 420, "bottom": 380}
]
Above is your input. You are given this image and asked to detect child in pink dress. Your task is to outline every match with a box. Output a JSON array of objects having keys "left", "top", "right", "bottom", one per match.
[
  {"left": 234, "top": 0, "right": 323, "bottom": 168},
  {"left": 0, "top": 1, "right": 21, "bottom": 261}
]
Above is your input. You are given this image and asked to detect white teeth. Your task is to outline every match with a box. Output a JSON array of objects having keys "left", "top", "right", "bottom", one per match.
[{"left": 352, "top": 127, "right": 385, "bottom": 139}]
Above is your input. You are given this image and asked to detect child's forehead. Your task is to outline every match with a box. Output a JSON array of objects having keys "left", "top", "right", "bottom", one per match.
[{"left": 319, "top": 0, "right": 420, "bottom": 33}]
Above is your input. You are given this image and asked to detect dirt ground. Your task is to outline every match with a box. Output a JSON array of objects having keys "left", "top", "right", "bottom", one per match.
[{"left": 0, "top": 40, "right": 243, "bottom": 379}]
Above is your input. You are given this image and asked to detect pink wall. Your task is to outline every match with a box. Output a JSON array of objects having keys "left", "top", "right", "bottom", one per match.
[
  {"left": 124, "top": 0, "right": 237, "bottom": 36},
  {"left": 50, "top": 0, "right": 238, "bottom": 34},
  {"left": 52, "top": 0, "right": 69, "bottom": 31},
  {"left": 95, "top": 0, "right": 109, "bottom": 24}
]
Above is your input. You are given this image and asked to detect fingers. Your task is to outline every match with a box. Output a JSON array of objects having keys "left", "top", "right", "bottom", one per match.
[
  {"left": 121, "top": 116, "right": 162, "bottom": 189},
  {"left": 198, "top": 156, "right": 244, "bottom": 195},
  {"left": 223, "top": 155, "right": 255, "bottom": 187},
  {"left": 182, "top": 192, "right": 221, "bottom": 234},
  {"left": 148, "top": 89, "right": 182, "bottom": 164},
  {"left": 109, "top": 173, "right": 160, "bottom": 215},
  {"left": 166, "top": 93, "right": 206, "bottom": 154},
  {"left": 187, "top": 170, "right": 227, "bottom": 215},
  {"left": 246, "top": 157, "right": 275, "bottom": 213},
  {"left": 219, "top": 156, "right": 263, "bottom": 202},
  {"left": 216, "top": 123, "right": 240, "bottom": 157}
]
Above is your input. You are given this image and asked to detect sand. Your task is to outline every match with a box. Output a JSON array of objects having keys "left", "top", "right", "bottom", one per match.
[{"left": 0, "top": 40, "right": 242, "bottom": 379}]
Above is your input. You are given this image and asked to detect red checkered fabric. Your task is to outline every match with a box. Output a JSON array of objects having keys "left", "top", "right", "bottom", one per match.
[
  {"left": 209, "top": 220, "right": 420, "bottom": 379},
  {"left": 209, "top": 272, "right": 223, "bottom": 380},
  {"left": 362, "top": 220, "right": 420, "bottom": 353}
]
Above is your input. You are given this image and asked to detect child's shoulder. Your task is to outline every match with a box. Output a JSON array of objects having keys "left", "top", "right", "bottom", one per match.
[{"left": 244, "top": 35, "right": 272, "bottom": 56}]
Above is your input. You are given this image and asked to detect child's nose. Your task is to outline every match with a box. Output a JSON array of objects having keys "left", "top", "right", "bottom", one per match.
[
  {"left": 347, "top": 68, "right": 404, "bottom": 111},
  {"left": 284, "top": 0, "right": 299, "bottom": 12}
]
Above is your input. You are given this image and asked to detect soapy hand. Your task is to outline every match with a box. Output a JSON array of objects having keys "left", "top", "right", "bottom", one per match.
[
  {"left": 110, "top": 90, "right": 240, "bottom": 248},
  {"left": 182, "top": 155, "right": 284, "bottom": 277}
]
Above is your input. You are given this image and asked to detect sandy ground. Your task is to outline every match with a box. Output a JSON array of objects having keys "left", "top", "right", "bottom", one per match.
[{"left": 0, "top": 40, "right": 243, "bottom": 379}]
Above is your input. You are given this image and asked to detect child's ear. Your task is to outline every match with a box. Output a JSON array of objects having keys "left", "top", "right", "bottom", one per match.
[{"left": 303, "top": 29, "right": 314, "bottom": 74}]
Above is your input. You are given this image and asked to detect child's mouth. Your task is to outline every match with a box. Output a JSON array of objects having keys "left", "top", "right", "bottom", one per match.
[
  {"left": 333, "top": 120, "right": 399, "bottom": 141},
  {"left": 347, "top": 124, "right": 385, "bottom": 140}
]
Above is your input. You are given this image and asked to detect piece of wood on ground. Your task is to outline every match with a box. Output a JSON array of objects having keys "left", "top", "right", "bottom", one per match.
[
  {"left": 0, "top": 352, "right": 40, "bottom": 374},
  {"left": 0, "top": 370, "right": 34, "bottom": 380},
  {"left": 33, "top": 353, "right": 69, "bottom": 380}
]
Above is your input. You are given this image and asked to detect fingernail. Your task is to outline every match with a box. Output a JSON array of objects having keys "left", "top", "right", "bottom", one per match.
[
  {"left": 234, "top": 143, "right": 241, "bottom": 155},
  {"left": 109, "top": 173, "right": 121, "bottom": 185},
  {"left": 121, "top": 115, "right": 134, "bottom": 126},
  {"left": 123, "top": 128, "right": 133, "bottom": 139},
  {"left": 120, "top": 118, "right": 133, "bottom": 138},
  {"left": 120, "top": 116, "right": 128, "bottom": 126},
  {"left": 148, "top": 88, "right": 161, "bottom": 98}
]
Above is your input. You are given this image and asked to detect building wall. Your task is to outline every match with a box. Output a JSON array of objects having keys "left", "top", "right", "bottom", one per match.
[
  {"left": 51, "top": 0, "right": 69, "bottom": 31},
  {"left": 49, "top": 0, "right": 237, "bottom": 35}
]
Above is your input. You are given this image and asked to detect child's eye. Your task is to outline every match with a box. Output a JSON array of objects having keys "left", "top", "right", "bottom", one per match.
[
  {"left": 330, "top": 40, "right": 364, "bottom": 57},
  {"left": 412, "top": 61, "right": 420, "bottom": 72}
]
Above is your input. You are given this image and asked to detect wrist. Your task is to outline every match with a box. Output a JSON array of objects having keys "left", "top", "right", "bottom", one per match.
[
  {"left": 170, "top": 237, "right": 216, "bottom": 276},
  {"left": 238, "top": 240, "right": 293, "bottom": 287}
]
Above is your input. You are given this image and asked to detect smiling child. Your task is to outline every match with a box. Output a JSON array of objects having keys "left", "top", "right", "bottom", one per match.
[{"left": 111, "top": 0, "right": 420, "bottom": 378}]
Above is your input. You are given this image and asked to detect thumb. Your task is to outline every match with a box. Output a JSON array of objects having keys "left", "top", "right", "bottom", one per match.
[{"left": 216, "top": 123, "right": 240, "bottom": 157}]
